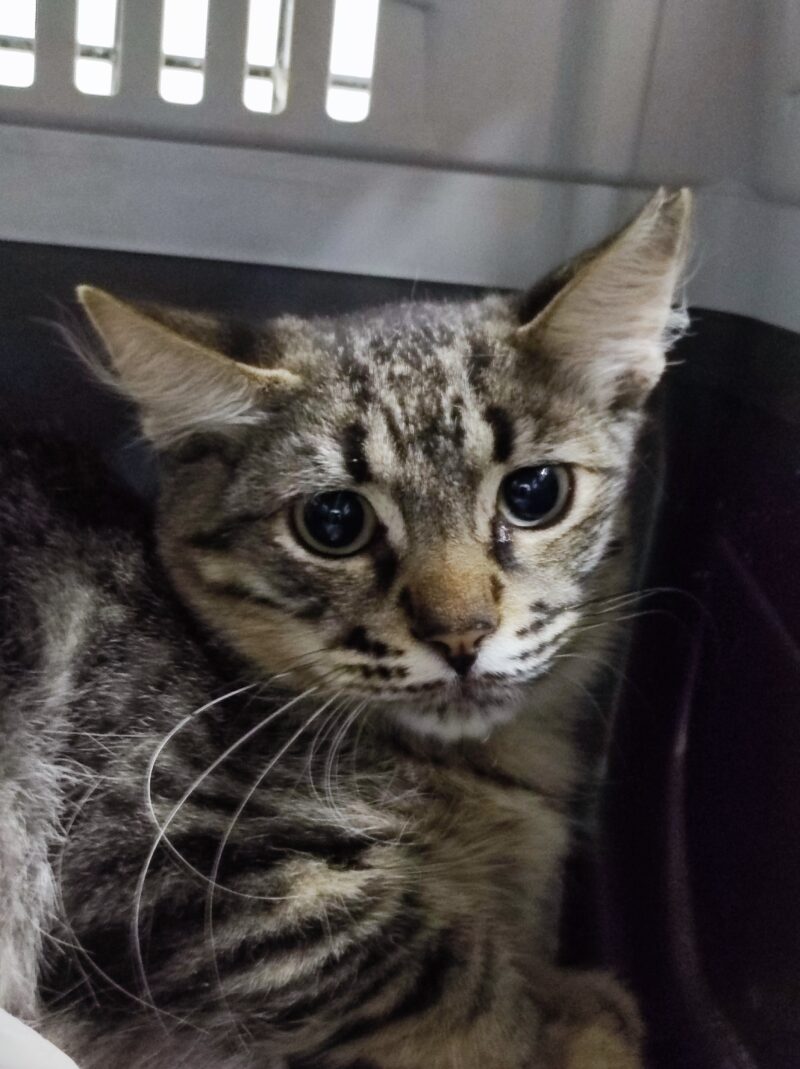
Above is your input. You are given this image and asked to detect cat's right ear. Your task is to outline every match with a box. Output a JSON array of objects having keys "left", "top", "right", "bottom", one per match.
[{"left": 77, "top": 287, "right": 301, "bottom": 449}]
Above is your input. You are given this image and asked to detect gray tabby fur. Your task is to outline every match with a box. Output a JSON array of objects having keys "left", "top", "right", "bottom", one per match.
[{"left": 0, "top": 189, "right": 690, "bottom": 1068}]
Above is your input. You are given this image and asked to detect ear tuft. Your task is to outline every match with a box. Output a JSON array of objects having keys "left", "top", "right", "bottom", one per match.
[
  {"left": 517, "top": 187, "right": 692, "bottom": 406},
  {"left": 77, "top": 287, "right": 301, "bottom": 449}
]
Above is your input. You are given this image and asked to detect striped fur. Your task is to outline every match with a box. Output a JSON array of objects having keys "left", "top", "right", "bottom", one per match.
[{"left": 0, "top": 190, "right": 689, "bottom": 1068}]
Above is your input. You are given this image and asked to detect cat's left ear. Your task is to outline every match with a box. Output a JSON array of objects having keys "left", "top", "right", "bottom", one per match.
[{"left": 516, "top": 187, "right": 691, "bottom": 407}]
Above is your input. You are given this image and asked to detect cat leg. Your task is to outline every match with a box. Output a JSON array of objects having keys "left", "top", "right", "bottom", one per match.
[{"left": 321, "top": 975, "right": 641, "bottom": 1069}]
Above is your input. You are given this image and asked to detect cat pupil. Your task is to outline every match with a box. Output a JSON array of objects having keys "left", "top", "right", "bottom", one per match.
[
  {"left": 304, "top": 491, "right": 364, "bottom": 549},
  {"left": 502, "top": 466, "right": 564, "bottom": 524}
]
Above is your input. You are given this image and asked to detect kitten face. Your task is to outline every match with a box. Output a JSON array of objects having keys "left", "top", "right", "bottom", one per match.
[
  {"left": 79, "top": 189, "right": 691, "bottom": 740},
  {"left": 154, "top": 298, "right": 632, "bottom": 739}
]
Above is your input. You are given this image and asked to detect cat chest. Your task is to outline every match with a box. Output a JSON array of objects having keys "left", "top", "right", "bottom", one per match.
[{"left": 412, "top": 771, "right": 571, "bottom": 945}]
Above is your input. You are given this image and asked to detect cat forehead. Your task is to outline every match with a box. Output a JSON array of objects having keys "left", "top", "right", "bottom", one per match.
[
  {"left": 268, "top": 304, "right": 517, "bottom": 472},
  {"left": 274, "top": 299, "right": 517, "bottom": 428},
  {"left": 244, "top": 293, "right": 629, "bottom": 489},
  {"left": 274, "top": 295, "right": 514, "bottom": 372}
]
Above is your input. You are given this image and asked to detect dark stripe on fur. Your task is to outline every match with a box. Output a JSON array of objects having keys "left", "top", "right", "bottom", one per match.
[
  {"left": 450, "top": 398, "right": 465, "bottom": 448},
  {"left": 214, "top": 899, "right": 379, "bottom": 977},
  {"left": 299, "top": 908, "right": 421, "bottom": 1018},
  {"left": 397, "top": 586, "right": 414, "bottom": 623},
  {"left": 466, "top": 341, "right": 491, "bottom": 387},
  {"left": 169, "top": 433, "right": 238, "bottom": 466},
  {"left": 380, "top": 405, "right": 406, "bottom": 459},
  {"left": 515, "top": 628, "right": 570, "bottom": 663},
  {"left": 484, "top": 406, "right": 514, "bottom": 463},
  {"left": 381, "top": 928, "right": 460, "bottom": 1023},
  {"left": 201, "top": 577, "right": 328, "bottom": 620},
  {"left": 289, "top": 1057, "right": 381, "bottom": 1069},
  {"left": 603, "top": 537, "right": 626, "bottom": 558},
  {"left": 515, "top": 603, "right": 566, "bottom": 637},
  {"left": 56, "top": 836, "right": 381, "bottom": 1003},
  {"left": 489, "top": 573, "right": 504, "bottom": 604},
  {"left": 201, "top": 579, "right": 282, "bottom": 610},
  {"left": 234, "top": 892, "right": 423, "bottom": 1028},
  {"left": 464, "top": 935, "right": 496, "bottom": 1020},
  {"left": 328, "top": 928, "right": 459, "bottom": 1047},
  {"left": 342, "top": 423, "right": 371, "bottom": 483},
  {"left": 369, "top": 531, "right": 398, "bottom": 593},
  {"left": 387, "top": 732, "right": 550, "bottom": 797},
  {"left": 171, "top": 825, "right": 374, "bottom": 882},
  {"left": 187, "top": 513, "right": 265, "bottom": 551},
  {"left": 343, "top": 626, "right": 389, "bottom": 659}
]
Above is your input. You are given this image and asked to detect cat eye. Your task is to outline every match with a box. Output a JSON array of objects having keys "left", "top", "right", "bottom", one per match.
[
  {"left": 499, "top": 465, "right": 572, "bottom": 528},
  {"left": 292, "top": 491, "right": 377, "bottom": 557}
]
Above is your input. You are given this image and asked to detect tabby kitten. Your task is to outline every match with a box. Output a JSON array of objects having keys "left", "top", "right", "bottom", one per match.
[{"left": 0, "top": 189, "right": 690, "bottom": 1069}]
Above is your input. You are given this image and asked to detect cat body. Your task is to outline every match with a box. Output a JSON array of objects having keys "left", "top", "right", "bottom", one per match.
[{"left": 0, "top": 190, "right": 690, "bottom": 1068}]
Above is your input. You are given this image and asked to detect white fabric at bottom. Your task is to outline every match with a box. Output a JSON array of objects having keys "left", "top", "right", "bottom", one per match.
[{"left": 0, "top": 1010, "right": 79, "bottom": 1069}]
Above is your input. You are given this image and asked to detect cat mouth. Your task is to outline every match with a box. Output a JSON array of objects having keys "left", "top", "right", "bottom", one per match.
[
  {"left": 451, "top": 668, "right": 532, "bottom": 692},
  {"left": 379, "top": 672, "right": 526, "bottom": 703},
  {"left": 384, "top": 675, "right": 526, "bottom": 739}
]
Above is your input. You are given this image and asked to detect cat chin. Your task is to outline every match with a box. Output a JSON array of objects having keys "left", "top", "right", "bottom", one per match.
[{"left": 387, "top": 694, "right": 523, "bottom": 743}]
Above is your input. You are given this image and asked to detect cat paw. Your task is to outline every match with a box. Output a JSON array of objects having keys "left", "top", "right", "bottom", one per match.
[
  {"left": 540, "top": 970, "right": 644, "bottom": 1069},
  {"left": 559, "top": 1021, "right": 641, "bottom": 1069}
]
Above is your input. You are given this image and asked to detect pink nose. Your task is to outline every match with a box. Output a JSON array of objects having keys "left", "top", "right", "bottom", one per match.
[{"left": 417, "top": 622, "right": 496, "bottom": 677}]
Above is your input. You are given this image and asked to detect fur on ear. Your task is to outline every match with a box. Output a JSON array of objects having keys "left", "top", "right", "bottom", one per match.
[
  {"left": 517, "top": 187, "right": 692, "bottom": 406},
  {"left": 77, "top": 287, "right": 301, "bottom": 449}
]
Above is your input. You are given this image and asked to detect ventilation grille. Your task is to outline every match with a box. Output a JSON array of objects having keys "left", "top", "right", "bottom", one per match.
[
  {"left": 2, "top": 0, "right": 794, "bottom": 208},
  {"left": 0, "top": 0, "right": 382, "bottom": 126}
]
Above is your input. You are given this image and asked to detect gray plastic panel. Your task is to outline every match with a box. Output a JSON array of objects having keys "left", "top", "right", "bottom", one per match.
[
  {"left": 2, "top": 0, "right": 797, "bottom": 197},
  {"left": 1, "top": 124, "right": 799, "bottom": 333},
  {"left": 0, "top": 0, "right": 799, "bottom": 327}
]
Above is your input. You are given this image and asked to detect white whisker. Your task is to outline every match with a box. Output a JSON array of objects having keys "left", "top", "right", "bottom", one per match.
[
  {"left": 205, "top": 690, "right": 344, "bottom": 1045},
  {"left": 134, "top": 684, "right": 319, "bottom": 1014}
]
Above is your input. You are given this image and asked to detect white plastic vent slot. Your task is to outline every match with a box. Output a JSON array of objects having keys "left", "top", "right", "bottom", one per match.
[
  {"left": 244, "top": 0, "right": 292, "bottom": 114},
  {"left": 75, "top": 0, "right": 119, "bottom": 96},
  {"left": 159, "top": 0, "right": 210, "bottom": 106},
  {"left": 0, "top": 0, "right": 36, "bottom": 88},
  {"left": 326, "top": 0, "right": 379, "bottom": 123}
]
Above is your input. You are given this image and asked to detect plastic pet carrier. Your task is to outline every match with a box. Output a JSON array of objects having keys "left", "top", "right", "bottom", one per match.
[{"left": 0, "top": 3, "right": 799, "bottom": 1067}]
